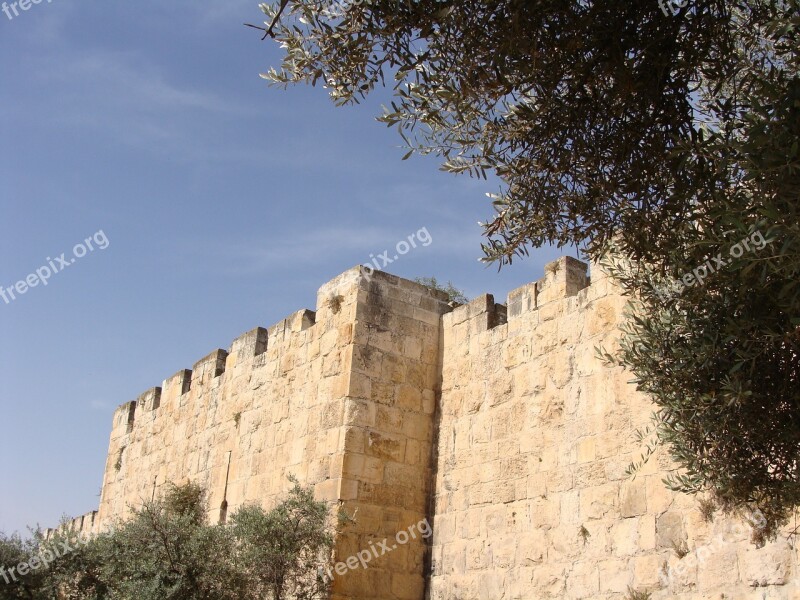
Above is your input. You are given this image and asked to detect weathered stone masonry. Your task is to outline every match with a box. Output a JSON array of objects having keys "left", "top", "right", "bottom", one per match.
[{"left": 59, "top": 258, "right": 798, "bottom": 599}]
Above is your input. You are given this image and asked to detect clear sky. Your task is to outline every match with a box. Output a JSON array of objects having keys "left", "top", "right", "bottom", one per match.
[{"left": 0, "top": 0, "right": 574, "bottom": 535}]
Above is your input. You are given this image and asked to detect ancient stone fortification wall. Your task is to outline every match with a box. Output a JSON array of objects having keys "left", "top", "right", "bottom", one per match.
[
  {"left": 82, "top": 267, "right": 451, "bottom": 600},
  {"left": 429, "top": 257, "right": 797, "bottom": 599},
  {"left": 61, "top": 258, "right": 798, "bottom": 599}
]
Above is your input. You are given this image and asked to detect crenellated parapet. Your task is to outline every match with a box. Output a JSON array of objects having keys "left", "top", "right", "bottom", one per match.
[
  {"left": 61, "top": 259, "right": 797, "bottom": 600},
  {"left": 107, "top": 318, "right": 312, "bottom": 440},
  {"left": 42, "top": 510, "right": 99, "bottom": 540}
]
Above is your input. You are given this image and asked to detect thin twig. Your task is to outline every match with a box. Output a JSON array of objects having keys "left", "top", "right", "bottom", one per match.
[{"left": 245, "top": 0, "right": 291, "bottom": 40}]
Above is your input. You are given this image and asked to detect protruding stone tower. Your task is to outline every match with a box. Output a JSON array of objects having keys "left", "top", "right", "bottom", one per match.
[{"left": 93, "top": 266, "right": 452, "bottom": 599}]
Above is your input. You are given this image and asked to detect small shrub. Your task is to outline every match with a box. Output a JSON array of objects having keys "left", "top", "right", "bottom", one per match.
[
  {"left": 698, "top": 497, "right": 717, "bottom": 522},
  {"left": 328, "top": 294, "right": 344, "bottom": 314},
  {"left": 626, "top": 587, "right": 652, "bottom": 600},
  {"left": 670, "top": 538, "right": 690, "bottom": 559},
  {"left": 413, "top": 276, "right": 468, "bottom": 305},
  {"left": 114, "top": 447, "right": 125, "bottom": 471},
  {"left": 578, "top": 525, "right": 590, "bottom": 545},
  {"left": 163, "top": 481, "right": 207, "bottom": 525}
]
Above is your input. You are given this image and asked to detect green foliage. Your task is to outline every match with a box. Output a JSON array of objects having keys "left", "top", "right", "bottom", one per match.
[
  {"left": 255, "top": 0, "right": 800, "bottom": 525},
  {"left": 38, "top": 527, "right": 106, "bottom": 600},
  {"left": 96, "top": 493, "right": 245, "bottom": 600},
  {"left": 413, "top": 276, "right": 468, "bottom": 304},
  {"left": 229, "top": 476, "right": 334, "bottom": 600},
  {"left": 602, "top": 179, "right": 800, "bottom": 532},
  {"left": 0, "top": 530, "right": 42, "bottom": 599},
  {"left": 254, "top": 0, "right": 797, "bottom": 262},
  {"left": 163, "top": 480, "right": 207, "bottom": 526},
  {"left": 0, "top": 525, "right": 104, "bottom": 600},
  {"left": 0, "top": 481, "right": 335, "bottom": 600}
]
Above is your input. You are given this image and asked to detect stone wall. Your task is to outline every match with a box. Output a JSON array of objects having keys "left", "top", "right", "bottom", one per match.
[
  {"left": 429, "top": 257, "right": 798, "bottom": 599},
  {"left": 58, "top": 258, "right": 798, "bottom": 599},
  {"left": 96, "top": 270, "right": 353, "bottom": 529},
  {"left": 85, "top": 266, "right": 452, "bottom": 600}
]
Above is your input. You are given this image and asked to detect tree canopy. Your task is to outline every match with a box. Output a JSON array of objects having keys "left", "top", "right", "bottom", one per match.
[
  {"left": 0, "top": 480, "right": 336, "bottom": 600},
  {"left": 254, "top": 0, "right": 800, "bottom": 530},
  {"left": 255, "top": 0, "right": 797, "bottom": 259}
]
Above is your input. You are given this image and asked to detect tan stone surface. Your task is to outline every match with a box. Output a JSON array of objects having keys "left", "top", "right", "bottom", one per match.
[
  {"left": 429, "top": 257, "right": 799, "bottom": 599},
  {"left": 57, "top": 257, "right": 798, "bottom": 599}
]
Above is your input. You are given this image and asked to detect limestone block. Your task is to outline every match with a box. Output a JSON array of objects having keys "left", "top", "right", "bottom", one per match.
[
  {"left": 402, "top": 412, "right": 432, "bottom": 441},
  {"left": 529, "top": 496, "right": 561, "bottom": 529},
  {"left": 550, "top": 524, "right": 583, "bottom": 561},
  {"left": 532, "top": 562, "right": 568, "bottom": 597},
  {"left": 315, "top": 478, "right": 344, "bottom": 502},
  {"left": 192, "top": 349, "right": 228, "bottom": 387},
  {"left": 560, "top": 489, "right": 581, "bottom": 525},
  {"left": 384, "top": 462, "right": 421, "bottom": 486},
  {"left": 576, "top": 437, "right": 596, "bottom": 464},
  {"left": 620, "top": 480, "right": 648, "bottom": 518},
  {"left": 646, "top": 474, "right": 675, "bottom": 515},
  {"left": 565, "top": 560, "right": 600, "bottom": 598},
  {"left": 476, "top": 506, "right": 504, "bottom": 539},
  {"left": 456, "top": 509, "right": 480, "bottom": 540},
  {"left": 594, "top": 430, "right": 624, "bottom": 460},
  {"left": 348, "top": 372, "right": 374, "bottom": 404},
  {"left": 633, "top": 553, "right": 667, "bottom": 590},
  {"left": 547, "top": 466, "right": 575, "bottom": 493},
  {"left": 580, "top": 482, "right": 620, "bottom": 521},
  {"left": 696, "top": 544, "right": 739, "bottom": 590},
  {"left": 586, "top": 297, "right": 619, "bottom": 337},
  {"left": 344, "top": 398, "right": 376, "bottom": 427},
  {"left": 661, "top": 552, "right": 698, "bottom": 593},
  {"left": 422, "top": 389, "right": 436, "bottom": 414},
  {"left": 366, "top": 431, "right": 407, "bottom": 463},
  {"left": 611, "top": 517, "right": 640, "bottom": 557},
  {"left": 307, "top": 457, "right": 330, "bottom": 484},
  {"left": 477, "top": 571, "right": 506, "bottom": 600},
  {"left": 598, "top": 558, "right": 632, "bottom": 594},
  {"left": 466, "top": 538, "right": 491, "bottom": 570},
  {"left": 434, "top": 513, "right": 457, "bottom": 545},
  {"left": 490, "top": 535, "right": 517, "bottom": 569},
  {"left": 517, "top": 529, "right": 548, "bottom": 566},
  {"left": 656, "top": 511, "right": 687, "bottom": 550},
  {"left": 500, "top": 455, "right": 528, "bottom": 480},
  {"left": 739, "top": 540, "right": 793, "bottom": 587},
  {"left": 391, "top": 573, "right": 425, "bottom": 600}
]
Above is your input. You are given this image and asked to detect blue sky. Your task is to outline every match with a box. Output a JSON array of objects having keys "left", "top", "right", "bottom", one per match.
[{"left": 0, "top": 1, "right": 572, "bottom": 535}]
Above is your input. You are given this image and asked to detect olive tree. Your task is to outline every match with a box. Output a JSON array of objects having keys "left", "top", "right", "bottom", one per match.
[{"left": 252, "top": 0, "right": 800, "bottom": 530}]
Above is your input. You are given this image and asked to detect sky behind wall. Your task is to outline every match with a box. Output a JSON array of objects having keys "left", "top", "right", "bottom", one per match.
[{"left": 0, "top": 0, "right": 575, "bottom": 534}]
